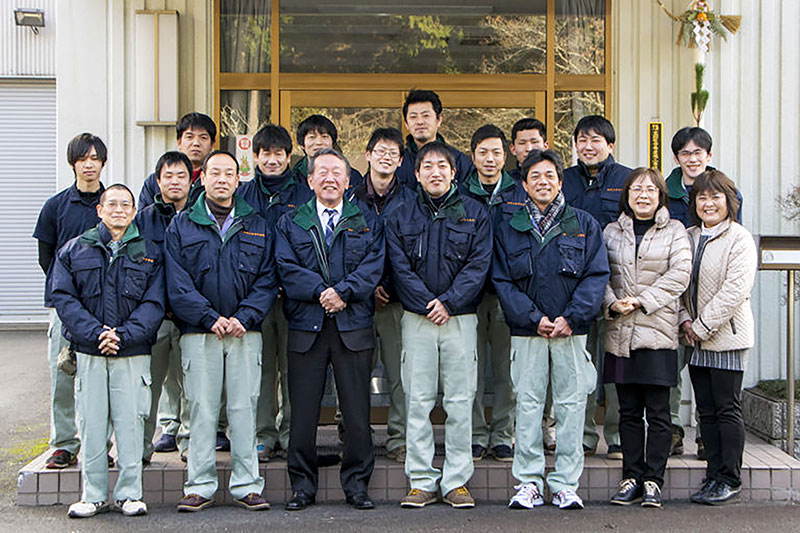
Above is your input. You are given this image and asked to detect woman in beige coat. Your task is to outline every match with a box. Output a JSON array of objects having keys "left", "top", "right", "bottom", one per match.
[
  {"left": 681, "top": 170, "right": 756, "bottom": 506},
  {"left": 603, "top": 168, "right": 691, "bottom": 508}
]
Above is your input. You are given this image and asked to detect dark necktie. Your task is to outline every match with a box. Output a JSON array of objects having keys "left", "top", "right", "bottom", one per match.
[{"left": 324, "top": 208, "right": 337, "bottom": 247}]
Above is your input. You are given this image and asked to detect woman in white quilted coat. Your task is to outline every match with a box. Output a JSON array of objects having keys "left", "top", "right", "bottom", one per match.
[
  {"left": 602, "top": 168, "right": 691, "bottom": 508},
  {"left": 680, "top": 170, "right": 757, "bottom": 506}
]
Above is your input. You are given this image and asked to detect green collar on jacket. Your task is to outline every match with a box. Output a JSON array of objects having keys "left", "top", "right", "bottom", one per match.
[
  {"left": 293, "top": 156, "right": 308, "bottom": 178},
  {"left": 665, "top": 165, "right": 717, "bottom": 200},
  {"left": 187, "top": 191, "right": 254, "bottom": 226},
  {"left": 416, "top": 183, "right": 465, "bottom": 222},
  {"left": 464, "top": 170, "right": 515, "bottom": 205},
  {"left": 292, "top": 197, "right": 367, "bottom": 234},
  {"left": 153, "top": 194, "right": 178, "bottom": 217},
  {"left": 81, "top": 221, "right": 147, "bottom": 261},
  {"left": 509, "top": 202, "right": 581, "bottom": 246}
]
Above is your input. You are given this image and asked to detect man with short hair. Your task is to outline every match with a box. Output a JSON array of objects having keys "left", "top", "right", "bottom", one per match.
[
  {"left": 166, "top": 151, "right": 276, "bottom": 512},
  {"left": 276, "top": 148, "right": 385, "bottom": 511},
  {"left": 292, "top": 114, "right": 363, "bottom": 191},
  {"left": 387, "top": 141, "right": 492, "bottom": 509},
  {"left": 665, "top": 126, "right": 743, "bottom": 457},
  {"left": 239, "top": 124, "right": 313, "bottom": 462},
  {"left": 52, "top": 184, "right": 165, "bottom": 518},
  {"left": 139, "top": 112, "right": 217, "bottom": 208},
  {"left": 493, "top": 149, "right": 609, "bottom": 511},
  {"left": 395, "top": 90, "right": 474, "bottom": 188},
  {"left": 33, "top": 132, "right": 108, "bottom": 470},
  {"left": 508, "top": 118, "right": 549, "bottom": 182},
  {"left": 562, "top": 115, "right": 631, "bottom": 459},
  {"left": 349, "top": 127, "right": 415, "bottom": 463},
  {"left": 460, "top": 124, "right": 525, "bottom": 463},
  {"left": 136, "top": 151, "right": 193, "bottom": 462}
]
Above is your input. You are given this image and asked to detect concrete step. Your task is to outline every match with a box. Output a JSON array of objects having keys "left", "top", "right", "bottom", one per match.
[{"left": 17, "top": 426, "right": 800, "bottom": 506}]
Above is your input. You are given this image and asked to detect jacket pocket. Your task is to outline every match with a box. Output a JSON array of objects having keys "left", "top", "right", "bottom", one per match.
[
  {"left": 558, "top": 236, "right": 586, "bottom": 277},
  {"left": 122, "top": 261, "right": 152, "bottom": 300},
  {"left": 444, "top": 221, "right": 473, "bottom": 262},
  {"left": 72, "top": 257, "right": 103, "bottom": 297},
  {"left": 239, "top": 231, "right": 266, "bottom": 274},
  {"left": 507, "top": 248, "right": 533, "bottom": 281},
  {"left": 344, "top": 230, "right": 369, "bottom": 270},
  {"left": 398, "top": 222, "right": 424, "bottom": 259},
  {"left": 138, "top": 373, "right": 152, "bottom": 418}
]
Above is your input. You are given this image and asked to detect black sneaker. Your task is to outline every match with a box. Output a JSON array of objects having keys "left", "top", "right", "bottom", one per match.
[
  {"left": 46, "top": 449, "right": 77, "bottom": 469},
  {"left": 607, "top": 444, "right": 623, "bottom": 460},
  {"left": 215, "top": 431, "right": 231, "bottom": 452},
  {"left": 641, "top": 481, "right": 662, "bottom": 508},
  {"left": 471, "top": 444, "right": 487, "bottom": 461},
  {"left": 703, "top": 481, "right": 741, "bottom": 506},
  {"left": 610, "top": 478, "right": 642, "bottom": 505},
  {"left": 690, "top": 480, "right": 717, "bottom": 504},
  {"left": 491, "top": 445, "right": 513, "bottom": 462},
  {"left": 154, "top": 433, "right": 178, "bottom": 453}
]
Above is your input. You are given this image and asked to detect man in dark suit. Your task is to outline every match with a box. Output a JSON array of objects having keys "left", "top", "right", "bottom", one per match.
[{"left": 275, "top": 148, "right": 385, "bottom": 511}]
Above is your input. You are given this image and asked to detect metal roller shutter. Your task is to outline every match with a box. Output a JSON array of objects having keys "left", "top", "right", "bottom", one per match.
[{"left": 0, "top": 81, "right": 56, "bottom": 323}]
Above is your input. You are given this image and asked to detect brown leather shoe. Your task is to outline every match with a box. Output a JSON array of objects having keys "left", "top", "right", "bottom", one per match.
[
  {"left": 176, "top": 494, "right": 214, "bottom": 512},
  {"left": 233, "top": 493, "right": 271, "bottom": 511}
]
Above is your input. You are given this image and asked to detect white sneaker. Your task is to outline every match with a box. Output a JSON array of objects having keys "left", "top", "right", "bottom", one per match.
[
  {"left": 508, "top": 483, "right": 544, "bottom": 509},
  {"left": 67, "top": 500, "right": 109, "bottom": 518},
  {"left": 552, "top": 489, "right": 584, "bottom": 510},
  {"left": 116, "top": 499, "right": 148, "bottom": 516}
]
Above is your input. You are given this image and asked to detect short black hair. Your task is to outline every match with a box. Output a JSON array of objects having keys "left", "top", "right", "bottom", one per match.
[
  {"left": 202, "top": 150, "right": 239, "bottom": 175},
  {"left": 671, "top": 126, "right": 713, "bottom": 156},
  {"left": 521, "top": 149, "right": 564, "bottom": 183},
  {"left": 573, "top": 115, "right": 616, "bottom": 145},
  {"left": 403, "top": 89, "right": 443, "bottom": 120},
  {"left": 415, "top": 141, "right": 455, "bottom": 172},
  {"left": 67, "top": 132, "right": 108, "bottom": 169},
  {"left": 511, "top": 118, "right": 547, "bottom": 143},
  {"left": 99, "top": 183, "right": 135, "bottom": 207},
  {"left": 470, "top": 124, "right": 507, "bottom": 153},
  {"left": 689, "top": 169, "right": 740, "bottom": 226},
  {"left": 155, "top": 151, "right": 193, "bottom": 180},
  {"left": 296, "top": 114, "right": 338, "bottom": 146},
  {"left": 308, "top": 148, "right": 352, "bottom": 179},
  {"left": 366, "top": 127, "right": 404, "bottom": 158},
  {"left": 176, "top": 112, "right": 217, "bottom": 143},
  {"left": 253, "top": 124, "right": 292, "bottom": 156}
]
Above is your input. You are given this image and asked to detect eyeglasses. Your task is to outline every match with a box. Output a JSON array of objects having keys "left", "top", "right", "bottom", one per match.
[
  {"left": 677, "top": 149, "right": 707, "bottom": 159},
  {"left": 105, "top": 200, "right": 134, "bottom": 210},
  {"left": 630, "top": 185, "right": 658, "bottom": 194},
  {"left": 371, "top": 148, "right": 400, "bottom": 160}
]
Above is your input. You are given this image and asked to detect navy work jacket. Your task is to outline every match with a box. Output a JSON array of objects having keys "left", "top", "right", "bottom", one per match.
[
  {"left": 275, "top": 198, "right": 385, "bottom": 334},
  {"left": 237, "top": 165, "right": 313, "bottom": 228},
  {"left": 562, "top": 155, "right": 632, "bottom": 228},
  {"left": 664, "top": 166, "right": 743, "bottom": 227},
  {"left": 492, "top": 203, "right": 609, "bottom": 337},
  {"left": 165, "top": 193, "right": 277, "bottom": 334},
  {"left": 51, "top": 222, "right": 165, "bottom": 356},
  {"left": 385, "top": 185, "right": 492, "bottom": 317},
  {"left": 395, "top": 134, "right": 474, "bottom": 190},
  {"left": 349, "top": 174, "right": 416, "bottom": 302},
  {"left": 33, "top": 183, "right": 105, "bottom": 306}
]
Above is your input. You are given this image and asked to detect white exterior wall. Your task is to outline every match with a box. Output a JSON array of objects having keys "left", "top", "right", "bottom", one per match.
[
  {"left": 613, "top": 0, "right": 800, "bottom": 387},
  {"left": 0, "top": 0, "right": 56, "bottom": 77},
  {"left": 55, "top": 0, "right": 214, "bottom": 191}
]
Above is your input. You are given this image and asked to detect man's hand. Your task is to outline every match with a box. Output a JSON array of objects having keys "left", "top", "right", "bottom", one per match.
[
  {"left": 211, "top": 316, "right": 230, "bottom": 340},
  {"left": 549, "top": 316, "right": 573, "bottom": 338},
  {"left": 98, "top": 326, "right": 120, "bottom": 355},
  {"left": 225, "top": 317, "right": 246, "bottom": 338},
  {"left": 680, "top": 320, "right": 700, "bottom": 344},
  {"left": 537, "top": 316, "right": 555, "bottom": 337},
  {"left": 374, "top": 286, "right": 390, "bottom": 310},
  {"left": 320, "top": 287, "right": 346, "bottom": 313},
  {"left": 426, "top": 299, "right": 450, "bottom": 326},
  {"left": 610, "top": 297, "right": 639, "bottom": 316}
]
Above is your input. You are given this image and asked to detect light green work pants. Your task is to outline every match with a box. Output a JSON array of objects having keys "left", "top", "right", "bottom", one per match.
[
  {"left": 75, "top": 352, "right": 150, "bottom": 503},
  {"left": 143, "top": 319, "right": 184, "bottom": 459},
  {"left": 471, "top": 293, "right": 514, "bottom": 449},
  {"left": 256, "top": 305, "right": 290, "bottom": 450},
  {"left": 181, "top": 332, "right": 263, "bottom": 500},
  {"left": 375, "top": 302, "right": 405, "bottom": 453},
  {"left": 511, "top": 335, "right": 596, "bottom": 494},
  {"left": 583, "top": 320, "right": 620, "bottom": 449},
  {"left": 47, "top": 308, "right": 80, "bottom": 454},
  {"left": 401, "top": 312, "right": 478, "bottom": 496}
]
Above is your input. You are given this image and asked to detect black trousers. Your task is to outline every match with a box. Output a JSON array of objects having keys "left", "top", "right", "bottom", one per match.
[
  {"left": 616, "top": 383, "right": 672, "bottom": 487},
  {"left": 689, "top": 364, "right": 744, "bottom": 487},
  {"left": 287, "top": 317, "right": 374, "bottom": 498}
]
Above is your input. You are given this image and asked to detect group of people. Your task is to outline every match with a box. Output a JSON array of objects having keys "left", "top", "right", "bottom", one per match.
[{"left": 33, "top": 89, "right": 756, "bottom": 519}]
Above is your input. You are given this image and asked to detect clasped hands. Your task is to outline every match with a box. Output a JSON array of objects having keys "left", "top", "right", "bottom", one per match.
[
  {"left": 537, "top": 316, "right": 573, "bottom": 338},
  {"left": 210, "top": 316, "right": 246, "bottom": 339},
  {"left": 610, "top": 296, "right": 641, "bottom": 316}
]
